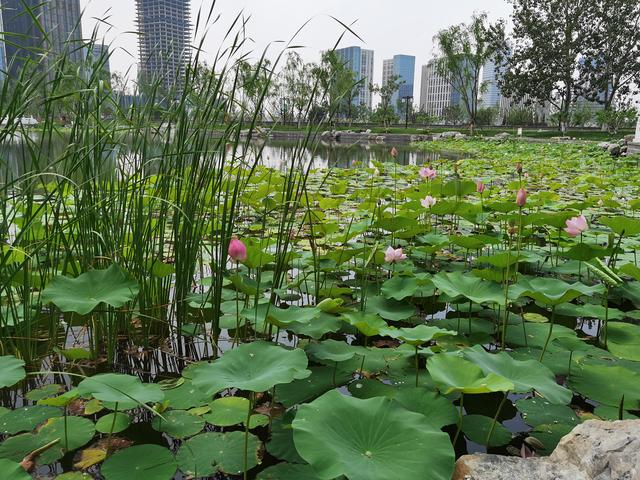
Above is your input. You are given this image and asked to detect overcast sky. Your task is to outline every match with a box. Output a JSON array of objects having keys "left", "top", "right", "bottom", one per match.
[{"left": 79, "top": 0, "right": 512, "bottom": 86}]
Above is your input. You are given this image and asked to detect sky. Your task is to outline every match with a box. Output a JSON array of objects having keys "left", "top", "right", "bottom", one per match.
[{"left": 79, "top": 0, "right": 512, "bottom": 87}]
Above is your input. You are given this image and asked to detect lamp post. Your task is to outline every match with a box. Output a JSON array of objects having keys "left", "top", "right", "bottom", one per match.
[{"left": 403, "top": 95, "right": 413, "bottom": 129}]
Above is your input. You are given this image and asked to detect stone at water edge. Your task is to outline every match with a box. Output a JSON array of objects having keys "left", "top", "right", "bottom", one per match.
[
  {"left": 452, "top": 419, "right": 640, "bottom": 480},
  {"left": 550, "top": 420, "right": 640, "bottom": 480},
  {"left": 452, "top": 455, "right": 586, "bottom": 480}
]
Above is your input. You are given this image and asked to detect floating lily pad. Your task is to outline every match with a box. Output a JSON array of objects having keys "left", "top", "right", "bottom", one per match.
[
  {"left": 292, "top": 390, "right": 455, "bottom": 480},
  {"left": 568, "top": 363, "right": 640, "bottom": 409},
  {"left": 256, "top": 463, "right": 324, "bottom": 480},
  {"left": 605, "top": 322, "right": 640, "bottom": 361},
  {"left": 267, "top": 412, "right": 304, "bottom": 464},
  {"left": 0, "top": 458, "right": 30, "bottom": 480},
  {"left": 101, "top": 444, "right": 177, "bottom": 480},
  {"left": 151, "top": 410, "right": 205, "bottom": 439},
  {"left": 37, "top": 416, "right": 96, "bottom": 464},
  {"left": 0, "top": 405, "right": 62, "bottom": 435},
  {"left": 203, "top": 397, "right": 250, "bottom": 427},
  {"left": 190, "top": 341, "right": 311, "bottom": 396},
  {"left": 462, "top": 414, "right": 512, "bottom": 447},
  {"left": 515, "top": 398, "right": 580, "bottom": 427},
  {"left": 95, "top": 412, "right": 131, "bottom": 434},
  {"left": 161, "top": 378, "right": 211, "bottom": 410}
]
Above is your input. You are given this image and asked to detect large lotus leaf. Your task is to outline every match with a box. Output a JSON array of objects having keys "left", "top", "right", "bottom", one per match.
[
  {"left": 530, "top": 423, "right": 575, "bottom": 454},
  {"left": 190, "top": 341, "right": 311, "bottom": 395},
  {"left": 365, "top": 295, "right": 416, "bottom": 321},
  {"left": 37, "top": 416, "right": 96, "bottom": 464},
  {"left": 0, "top": 356, "right": 25, "bottom": 389},
  {"left": 0, "top": 405, "right": 62, "bottom": 435},
  {"left": 431, "top": 271, "right": 505, "bottom": 305},
  {"left": 594, "top": 405, "right": 639, "bottom": 421},
  {"left": 0, "top": 459, "right": 30, "bottom": 480},
  {"left": 600, "top": 216, "right": 640, "bottom": 236},
  {"left": 428, "top": 354, "right": 513, "bottom": 394},
  {"left": 266, "top": 306, "right": 322, "bottom": 328},
  {"left": 349, "top": 381, "right": 458, "bottom": 429},
  {"left": 606, "top": 322, "right": 640, "bottom": 361},
  {"left": 257, "top": 463, "right": 324, "bottom": 480},
  {"left": 275, "top": 366, "right": 352, "bottom": 408},
  {"left": 383, "top": 324, "right": 457, "bottom": 346},
  {"left": 176, "top": 431, "right": 260, "bottom": 476},
  {"left": 506, "top": 322, "right": 576, "bottom": 349},
  {"left": 0, "top": 434, "right": 43, "bottom": 464},
  {"left": 292, "top": 390, "right": 455, "bottom": 480},
  {"left": 162, "top": 378, "right": 210, "bottom": 410},
  {"left": 463, "top": 346, "right": 572, "bottom": 404},
  {"left": 341, "top": 311, "right": 388, "bottom": 337},
  {"left": 510, "top": 276, "right": 603, "bottom": 306},
  {"left": 515, "top": 398, "right": 580, "bottom": 427},
  {"left": 203, "top": 397, "right": 250, "bottom": 427},
  {"left": 381, "top": 275, "right": 419, "bottom": 300},
  {"left": 568, "top": 363, "right": 640, "bottom": 409},
  {"left": 461, "top": 414, "right": 512, "bottom": 447},
  {"left": 305, "top": 339, "right": 360, "bottom": 363},
  {"left": 286, "top": 312, "right": 342, "bottom": 339},
  {"left": 151, "top": 410, "right": 205, "bottom": 439},
  {"left": 267, "top": 412, "right": 304, "bottom": 464},
  {"left": 101, "top": 444, "right": 177, "bottom": 480},
  {"left": 95, "top": 412, "right": 131, "bottom": 434},
  {"left": 77, "top": 374, "right": 164, "bottom": 410},
  {"left": 41, "top": 264, "right": 139, "bottom": 315}
]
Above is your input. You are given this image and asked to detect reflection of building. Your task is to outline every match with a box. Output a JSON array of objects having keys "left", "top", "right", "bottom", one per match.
[
  {"left": 419, "top": 59, "right": 454, "bottom": 118},
  {"left": 2, "top": 0, "right": 83, "bottom": 76},
  {"left": 383, "top": 54, "right": 415, "bottom": 113},
  {"left": 136, "top": 0, "right": 192, "bottom": 93},
  {"left": 334, "top": 46, "right": 374, "bottom": 109}
]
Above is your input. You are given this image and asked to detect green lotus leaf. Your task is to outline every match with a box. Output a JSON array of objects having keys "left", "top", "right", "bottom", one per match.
[
  {"left": 190, "top": 341, "right": 311, "bottom": 396},
  {"left": 605, "top": 322, "right": 640, "bottom": 361},
  {"left": 461, "top": 414, "right": 512, "bottom": 447},
  {"left": 463, "top": 345, "right": 572, "bottom": 404},
  {"left": 431, "top": 271, "right": 505, "bottom": 305},
  {"left": 428, "top": 354, "right": 514, "bottom": 394},
  {"left": 161, "top": 378, "right": 210, "bottom": 410},
  {"left": 151, "top": 410, "right": 205, "bottom": 439},
  {"left": 510, "top": 276, "right": 604, "bottom": 306},
  {"left": 292, "top": 390, "right": 455, "bottom": 480},
  {"left": 530, "top": 423, "right": 575, "bottom": 454},
  {"left": 203, "top": 397, "right": 250, "bottom": 427},
  {"left": 305, "top": 339, "right": 360, "bottom": 363},
  {"left": 77, "top": 374, "right": 164, "bottom": 410},
  {"left": 25, "top": 384, "right": 64, "bottom": 401},
  {"left": 175, "top": 431, "right": 260, "bottom": 476},
  {"left": 568, "top": 363, "right": 640, "bottom": 409},
  {"left": 95, "top": 412, "right": 131, "bottom": 434},
  {"left": 266, "top": 306, "right": 322, "bottom": 328},
  {"left": 256, "top": 463, "right": 325, "bottom": 480},
  {"left": 0, "top": 434, "right": 44, "bottom": 464},
  {"left": 267, "top": 412, "right": 304, "bottom": 464},
  {"left": 341, "top": 311, "right": 388, "bottom": 337},
  {"left": 600, "top": 216, "right": 640, "bottom": 236},
  {"left": 506, "top": 322, "right": 577, "bottom": 349},
  {"left": 0, "top": 405, "right": 62, "bottom": 435},
  {"left": 0, "top": 458, "right": 30, "bottom": 480},
  {"left": 101, "top": 444, "right": 177, "bottom": 480},
  {"left": 0, "top": 356, "right": 26, "bottom": 389},
  {"left": 515, "top": 398, "right": 580, "bottom": 427},
  {"left": 381, "top": 275, "right": 419, "bottom": 300},
  {"left": 41, "top": 264, "right": 139, "bottom": 315},
  {"left": 594, "top": 405, "right": 639, "bottom": 421},
  {"left": 365, "top": 295, "right": 416, "bottom": 321},
  {"left": 286, "top": 312, "right": 342, "bottom": 339},
  {"left": 37, "top": 416, "right": 96, "bottom": 464},
  {"left": 275, "top": 366, "right": 352, "bottom": 408},
  {"left": 383, "top": 324, "right": 457, "bottom": 346}
]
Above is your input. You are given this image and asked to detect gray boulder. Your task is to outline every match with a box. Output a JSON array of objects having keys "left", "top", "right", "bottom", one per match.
[
  {"left": 441, "top": 131, "right": 461, "bottom": 139},
  {"left": 608, "top": 144, "right": 621, "bottom": 156},
  {"left": 453, "top": 420, "right": 640, "bottom": 480}
]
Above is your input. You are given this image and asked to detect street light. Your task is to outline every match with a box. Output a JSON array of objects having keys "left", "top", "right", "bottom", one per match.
[{"left": 403, "top": 95, "right": 413, "bottom": 129}]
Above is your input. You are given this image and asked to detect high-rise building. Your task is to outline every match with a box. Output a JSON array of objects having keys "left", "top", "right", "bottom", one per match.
[
  {"left": 419, "top": 59, "right": 454, "bottom": 118},
  {"left": 480, "top": 60, "right": 502, "bottom": 110},
  {"left": 2, "top": 0, "right": 83, "bottom": 77},
  {"left": 334, "top": 46, "right": 374, "bottom": 110},
  {"left": 136, "top": 0, "right": 192, "bottom": 93},
  {"left": 383, "top": 54, "right": 416, "bottom": 113}
]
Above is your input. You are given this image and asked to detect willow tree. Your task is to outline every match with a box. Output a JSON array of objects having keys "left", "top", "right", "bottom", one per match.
[{"left": 434, "top": 13, "right": 505, "bottom": 134}]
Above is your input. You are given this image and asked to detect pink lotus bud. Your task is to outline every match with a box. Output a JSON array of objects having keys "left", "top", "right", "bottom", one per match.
[
  {"left": 384, "top": 246, "right": 407, "bottom": 264},
  {"left": 476, "top": 181, "right": 486, "bottom": 194},
  {"left": 564, "top": 215, "right": 588, "bottom": 238},
  {"left": 516, "top": 188, "right": 527, "bottom": 207},
  {"left": 228, "top": 238, "right": 247, "bottom": 262},
  {"left": 421, "top": 195, "right": 437, "bottom": 208},
  {"left": 390, "top": 147, "right": 398, "bottom": 158},
  {"left": 419, "top": 167, "right": 437, "bottom": 180}
]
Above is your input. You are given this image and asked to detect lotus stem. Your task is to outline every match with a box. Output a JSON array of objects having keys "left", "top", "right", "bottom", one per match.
[
  {"left": 485, "top": 391, "right": 508, "bottom": 447},
  {"left": 244, "top": 392, "right": 254, "bottom": 480},
  {"left": 539, "top": 306, "right": 556, "bottom": 361},
  {"left": 452, "top": 393, "right": 465, "bottom": 447}
]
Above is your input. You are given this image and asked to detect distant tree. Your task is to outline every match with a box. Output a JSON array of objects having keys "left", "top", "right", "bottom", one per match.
[
  {"left": 476, "top": 107, "right": 500, "bottom": 126},
  {"left": 238, "top": 59, "right": 272, "bottom": 120},
  {"left": 580, "top": 0, "right": 640, "bottom": 129},
  {"left": 505, "top": 106, "right": 536, "bottom": 126},
  {"left": 570, "top": 105, "right": 593, "bottom": 127},
  {"left": 442, "top": 104, "right": 465, "bottom": 125},
  {"left": 596, "top": 102, "right": 638, "bottom": 134},
  {"left": 414, "top": 111, "right": 438, "bottom": 125},
  {"left": 434, "top": 13, "right": 505, "bottom": 134},
  {"left": 498, "top": 0, "right": 591, "bottom": 134},
  {"left": 312, "top": 52, "right": 359, "bottom": 123},
  {"left": 370, "top": 74, "right": 404, "bottom": 127}
]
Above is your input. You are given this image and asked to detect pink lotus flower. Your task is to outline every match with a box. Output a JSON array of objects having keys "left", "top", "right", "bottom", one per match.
[
  {"left": 228, "top": 238, "right": 247, "bottom": 262},
  {"left": 421, "top": 195, "right": 437, "bottom": 208},
  {"left": 419, "top": 167, "right": 437, "bottom": 180},
  {"left": 390, "top": 147, "right": 398, "bottom": 158},
  {"left": 565, "top": 215, "right": 588, "bottom": 238},
  {"left": 516, "top": 188, "right": 527, "bottom": 207},
  {"left": 476, "top": 181, "right": 486, "bottom": 194},
  {"left": 384, "top": 246, "right": 407, "bottom": 264}
]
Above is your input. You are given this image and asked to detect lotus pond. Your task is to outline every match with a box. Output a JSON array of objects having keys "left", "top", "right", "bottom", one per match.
[{"left": 1, "top": 137, "right": 640, "bottom": 480}]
